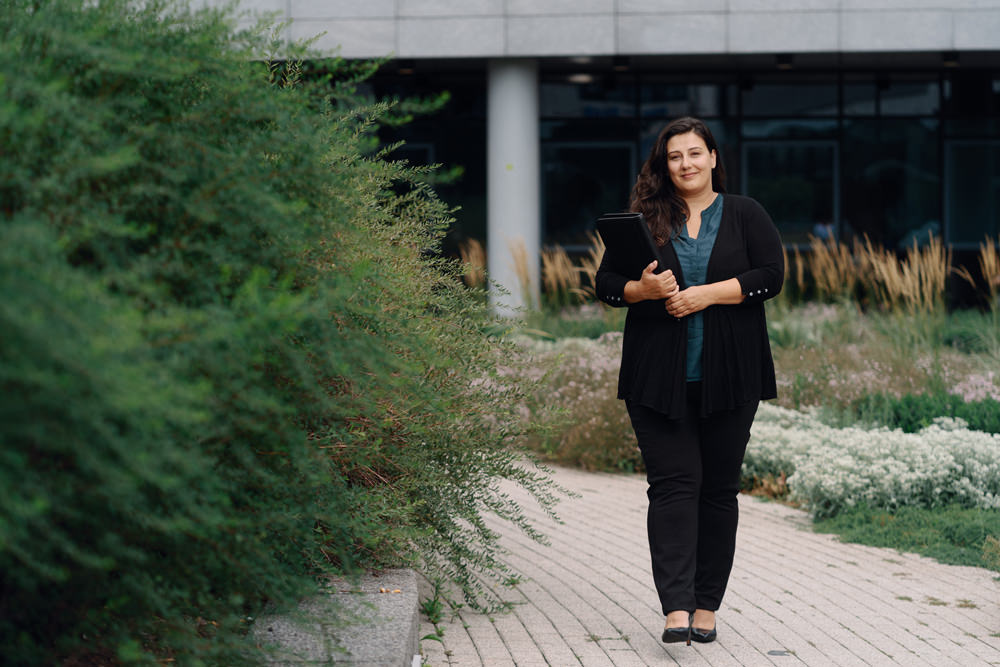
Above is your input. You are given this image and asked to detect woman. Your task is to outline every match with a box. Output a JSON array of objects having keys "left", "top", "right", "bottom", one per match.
[{"left": 595, "top": 117, "right": 783, "bottom": 646}]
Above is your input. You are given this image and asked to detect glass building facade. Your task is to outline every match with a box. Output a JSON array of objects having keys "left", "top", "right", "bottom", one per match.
[{"left": 372, "top": 58, "right": 1000, "bottom": 267}]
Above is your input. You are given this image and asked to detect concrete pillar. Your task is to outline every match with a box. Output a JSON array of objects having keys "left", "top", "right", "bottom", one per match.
[{"left": 487, "top": 58, "right": 540, "bottom": 315}]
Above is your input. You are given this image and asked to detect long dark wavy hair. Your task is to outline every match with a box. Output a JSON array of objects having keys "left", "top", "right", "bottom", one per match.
[{"left": 629, "top": 117, "right": 727, "bottom": 245}]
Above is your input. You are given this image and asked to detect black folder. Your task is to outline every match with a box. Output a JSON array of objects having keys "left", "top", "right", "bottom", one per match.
[{"left": 595, "top": 212, "right": 664, "bottom": 280}]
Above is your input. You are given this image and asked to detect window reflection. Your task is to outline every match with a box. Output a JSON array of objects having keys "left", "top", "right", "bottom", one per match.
[
  {"left": 844, "top": 76, "right": 877, "bottom": 115},
  {"left": 542, "top": 143, "right": 636, "bottom": 248},
  {"left": 541, "top": 77, "right": 636, "bottom": 118},
  {"left": 842, "top": 119, "right": 941, "bottom": 249},
  {"left": 946, "top": 142, "right": 1000, "bottom": 246},
  {"left": 743, "top": 142, "right": 837, "bottom": 246},
  {"left": 879, "top": 79, "right": 939, "bottom": 116},
  {"left": 376, "top": 75, "right": 487, "bottom": 248},
  {"left": 742, "top": 82, "right": 838, "bottom": 116},
  {"left": 639, "top": 82, "right": 727, "bottom": 118},
  {"left": 742, "top": 119, "right": 838, "bottom": 140}
]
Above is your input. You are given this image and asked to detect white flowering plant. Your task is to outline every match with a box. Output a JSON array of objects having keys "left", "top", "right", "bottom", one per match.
[{"left": 748, "top": 403, "right": 1000, "bottom": 519}]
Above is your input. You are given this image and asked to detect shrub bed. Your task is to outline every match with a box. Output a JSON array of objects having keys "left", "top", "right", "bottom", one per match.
[{"left": 1, "top": 1, "right": 557, "bottom": 663}]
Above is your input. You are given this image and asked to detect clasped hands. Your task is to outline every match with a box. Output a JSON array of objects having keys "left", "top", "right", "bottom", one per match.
[{"left": 636, "top": 260, "right": 712, "bottom": 319}]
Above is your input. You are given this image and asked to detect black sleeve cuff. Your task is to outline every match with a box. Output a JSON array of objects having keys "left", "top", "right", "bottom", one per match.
[
  {"left": 596, "top": 273, "right": 629, "bottom": 307},
  {"left": 736, "top": 269, "right": 782, "bottom": 305}
]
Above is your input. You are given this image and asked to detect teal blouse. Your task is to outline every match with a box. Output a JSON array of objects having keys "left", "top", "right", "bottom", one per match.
[{"left": 672, "top": 194, "right": 724, "bottom": 382}]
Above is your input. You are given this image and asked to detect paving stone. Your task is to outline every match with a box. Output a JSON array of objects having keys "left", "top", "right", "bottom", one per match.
[{"left": 418, "top": 465, "right": 1000, "bottom": 666}]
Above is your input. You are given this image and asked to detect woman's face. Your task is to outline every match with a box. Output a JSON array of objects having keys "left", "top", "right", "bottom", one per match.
[{"left": 665, "top": 131, "right": 717, "bottom": 197}]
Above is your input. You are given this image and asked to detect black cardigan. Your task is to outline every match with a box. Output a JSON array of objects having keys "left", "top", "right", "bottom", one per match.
[{"left": 595, "top": 194, "right": 784, "bottom": 418}]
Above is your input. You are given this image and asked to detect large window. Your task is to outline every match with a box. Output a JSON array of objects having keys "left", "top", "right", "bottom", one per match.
[
  {"left": 538, "top": 69, "right": 968, "bottom": 252},
  {"left": 540, "top": 112, "right": 637, "bottom": 248},
  {"left": 842, "top": 118, "right": 941, "bottom": 249},
  {"left": 743, "top": 141, "right": 838, "bottom": 247},
  {"left": 367, "top": 70, "right": 488, "bottom": 251},
  {"left": 944, "top": 73, "right": 1000, "bottom": 247},
  {"left": 541, "top": 142, "right": 636, "bottom": 248},
  {"left": 363, "top": 61, "right": 1000, "bottom": 258},
  {"left": 946, "top": 141, "right": 1000, "bottom": 247}
]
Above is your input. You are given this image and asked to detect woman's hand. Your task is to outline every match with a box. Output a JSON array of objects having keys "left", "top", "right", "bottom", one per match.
[
  {"left": 665, "top": 278, "right": 745, "bottom": 317},
  {"left": 624, "top": 261, "right": 679, "bottom": 303},
  {"left": 665, "top": 286, "right": 712, "bottom": 318}
]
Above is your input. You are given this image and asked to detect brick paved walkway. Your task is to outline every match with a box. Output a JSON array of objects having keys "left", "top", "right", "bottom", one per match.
[{"left": 419, "top": 465, "right": 1000, "bottom": 666}]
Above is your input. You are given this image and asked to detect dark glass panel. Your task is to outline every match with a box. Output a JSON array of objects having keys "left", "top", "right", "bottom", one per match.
[
  {"left": 541, "top": 118, "right": 636, "bottom": 142},
  {"left": 705, "top": 119, "right": 740, "bottom": 195},
  {"left": 541, "top": 143, "right": 636, "bottom": 248},
  {"left": 741, "top": 119, "right": 838, "bottom": 140},
  {"left": 944, "top": 71, "right": 1000, "bottom": 117},
  {"left": 743, "top": 142, "right": 836, "bottom": 246},
  {"left": 946, "top": 142, "right": 1000, "bottom": 246},
  {"left": 376, "top": 73, "right": 488, "bottom": 248},
  {"left": 638, "top": 120, "right": 660, "bottom": 167},
  {"left": 844, "top": 75, "right": 877, "bottom": 116},
  {"left": 540, "top": 75, "right": 636, "bottom": 118},
  {"left": 401, "top": 115, "right": 487, "bottom": 247},
  {"left": 639, "top": 82, "right": 726, "bottom": 118},
  {"left": 945, "top": 117, "right": 1000, "bottom": 139},
  {"left": 725, "top": 84, "right": 739, "bottom": 116},
  {"left": 742, "top": 82, "right": 838, "bottom": 116},
  {"left": 841, "top": 119, "right": 941, "bottom": 249},
  {"left": 879, "top": 78, "right": 939, "bottom": 116}
]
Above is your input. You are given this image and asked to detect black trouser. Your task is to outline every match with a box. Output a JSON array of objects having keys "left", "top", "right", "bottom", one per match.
[{"left": 626, "top": 385, "right": 758, "bottom": 616}]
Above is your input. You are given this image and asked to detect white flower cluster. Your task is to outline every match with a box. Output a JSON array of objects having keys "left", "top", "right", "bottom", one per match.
[{"left": 748, "top": 403, "right": 1000, "bottom": 518}]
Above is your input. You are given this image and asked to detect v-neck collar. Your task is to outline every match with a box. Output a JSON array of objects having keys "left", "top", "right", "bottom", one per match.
[{"left": 676, "top": 193, "right": 722, "bottom": 242}]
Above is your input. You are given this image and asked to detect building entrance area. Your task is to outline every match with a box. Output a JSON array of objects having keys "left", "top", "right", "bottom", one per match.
[{"left": 369, "top": 57, "right": 999, "bottom": 304}]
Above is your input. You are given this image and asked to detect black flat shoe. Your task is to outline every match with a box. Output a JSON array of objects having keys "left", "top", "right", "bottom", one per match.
[
  {"left": 690, "top": 626, "right": 717, "bottom": 643},
  {"left": 661, "top": 626, "right": 691, "bottom": 646}
]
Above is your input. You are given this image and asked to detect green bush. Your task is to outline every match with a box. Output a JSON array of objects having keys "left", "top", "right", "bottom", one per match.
[
  {"left": 847, "top": 391, "right": 1000, "bottom": 434},
  {"left": 0, "top": 1, "right": 557, "bottom": 663}
]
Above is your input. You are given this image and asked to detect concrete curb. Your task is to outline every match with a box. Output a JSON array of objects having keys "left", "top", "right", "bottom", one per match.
[{"left": 252, "top": 568, "right": 420, "bottom": 665}]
